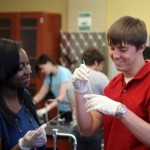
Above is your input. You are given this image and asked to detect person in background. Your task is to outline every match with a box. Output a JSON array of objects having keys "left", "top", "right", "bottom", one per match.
[
  {"left": 71, "top": 48, "right": 109, "bottom": 150},
  {"left": 34, "top": 54, "right": 73, "bottom": 123},
  {"left": 0, "top": 38, "right": 47, "bottom": 150},
  {"left": 143, "top": 46, "right": 150, "bottom": 60},
  {"left": 72, "top": 16, "right": 150, "bottom": 150}
]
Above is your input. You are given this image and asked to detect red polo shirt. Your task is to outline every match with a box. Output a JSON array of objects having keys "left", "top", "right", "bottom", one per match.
[{"left": 103, "top": 61, "right": 150, "bottom": 150}]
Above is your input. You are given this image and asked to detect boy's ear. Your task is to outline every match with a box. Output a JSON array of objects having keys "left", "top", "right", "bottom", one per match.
[
  {"left": 139, "top": 43, "right": 146, "bottom": 53},
  {"left": 94, "top": 60, "right": 98, "bottom": 66}
]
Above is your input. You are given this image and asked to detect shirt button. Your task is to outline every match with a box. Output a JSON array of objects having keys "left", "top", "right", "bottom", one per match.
[{"left": 123, "top": 89, "right": 126, "bottom": 92}]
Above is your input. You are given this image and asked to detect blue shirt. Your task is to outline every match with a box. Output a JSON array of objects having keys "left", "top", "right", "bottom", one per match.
[
  {"left": 0, "top": 104, "right": 46, "bottom": 150},
  {"left": 44, "top": 66, "right": 72, "bottom": 111}
]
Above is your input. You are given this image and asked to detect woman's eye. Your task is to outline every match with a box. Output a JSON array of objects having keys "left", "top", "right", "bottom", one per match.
[{"left": 19, "top": 66, "right": 23, "bottom": 71}]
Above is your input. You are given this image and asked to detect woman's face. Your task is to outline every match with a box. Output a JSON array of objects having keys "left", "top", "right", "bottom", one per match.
[
  {"left": 39, "top": 62, "right": 53, "bottom": 75},
  {"left": 8, "top": 48, "right": 32, "bottom": 89}
]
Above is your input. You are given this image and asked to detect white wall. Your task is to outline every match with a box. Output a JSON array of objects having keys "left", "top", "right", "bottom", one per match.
[{"left": 68, "top": 0, "right": 106, "bottom": 32}]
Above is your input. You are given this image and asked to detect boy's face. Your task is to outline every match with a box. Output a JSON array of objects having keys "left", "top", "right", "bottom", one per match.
[
  {"left": 94, "top": 61, "right": 104, "bottom": 72},
  {"left": 109, "top": 43, "right": 144, "bottom": 77}
]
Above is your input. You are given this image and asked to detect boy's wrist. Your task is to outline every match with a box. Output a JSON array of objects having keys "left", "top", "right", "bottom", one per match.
[{"left": 115, "top": 104, "right": 127, "bottom": 119}]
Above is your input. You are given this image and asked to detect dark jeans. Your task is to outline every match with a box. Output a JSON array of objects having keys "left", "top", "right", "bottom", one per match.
[{"left": 71, "top": 126, "right": 103, "bottom": 150}]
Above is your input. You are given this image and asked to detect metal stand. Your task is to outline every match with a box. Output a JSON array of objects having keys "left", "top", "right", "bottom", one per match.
[
  {"left": 45, "top": 102, "right": 49, "bottom": 123},
  {"left": 52, "top": 128, "right": 77, "bottom": 150},
  {"left": 52, "top": 129, "right": 59, "bottom": 150},
  {"left": 44, "top": 99, "right": 61, "bottom": 126}
]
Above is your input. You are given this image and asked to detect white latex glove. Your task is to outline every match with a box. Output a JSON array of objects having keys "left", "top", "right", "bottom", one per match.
[
  {"left": 18, "top": 127, "right": 47, "bottom": 149},
  {"left": 84, "top": 94, "right": 121, "bottom": 116},
  {"left": 72, "top": 64, "right": 89, "bottom": 93},
  {"left": 37, "top": 105, "right": 51, "bottom": 118}
]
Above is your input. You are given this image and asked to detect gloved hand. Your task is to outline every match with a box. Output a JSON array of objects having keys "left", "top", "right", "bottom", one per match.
[
  {"left": 37, "top": 105, "right": 51, "bottom": 118},
  {"left": 84, "top": 94, "right": 121, "bottom": 116},
  {"left": 18, "top": 127, "right": 47, "bottom": 149},
  {"left": 72, "top": 64, "right": 89, "bottom": 93}
]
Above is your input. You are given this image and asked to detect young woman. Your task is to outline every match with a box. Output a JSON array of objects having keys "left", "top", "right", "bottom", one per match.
[
  {"left": 0, "top": 38, "right": 47, "bottom": 150},
  {"left": 34, "top": 54, "right": 73, "bottom": 123}
]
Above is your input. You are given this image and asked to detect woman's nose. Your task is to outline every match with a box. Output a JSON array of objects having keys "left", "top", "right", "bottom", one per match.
[{"left": 24, "top": 64, "right": 32, "bottom": 74}]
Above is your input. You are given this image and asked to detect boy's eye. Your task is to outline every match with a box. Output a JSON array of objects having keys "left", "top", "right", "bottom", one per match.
[
  {"left": 109, "top": 46, "right": 114, "bottom": 50},
  {"left": 120, "top": 47, "right": 127, "bottom": 52}
]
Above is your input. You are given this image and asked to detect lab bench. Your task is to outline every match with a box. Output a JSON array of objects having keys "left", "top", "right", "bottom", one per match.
[{"left": 45, "top": 121, "right": 77, "bottom": 150}]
